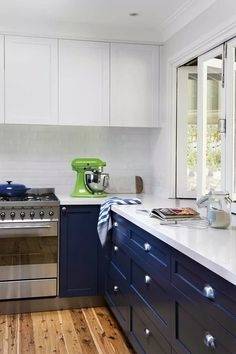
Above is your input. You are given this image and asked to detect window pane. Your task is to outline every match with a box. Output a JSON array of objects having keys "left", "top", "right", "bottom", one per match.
[
  {"left": 205, "top": 55, "right": 222, "bottom": 192},
  {"left": 177, "top": 65, "right": 198, "bottom": 197},
  {"left": 187, "top": 74, "right": 197, "bottom": 193}
]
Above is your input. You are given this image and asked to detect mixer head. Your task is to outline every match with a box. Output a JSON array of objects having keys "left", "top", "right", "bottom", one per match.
[{"left": 71, "top": 158, "right": 106, "bottom": 172}]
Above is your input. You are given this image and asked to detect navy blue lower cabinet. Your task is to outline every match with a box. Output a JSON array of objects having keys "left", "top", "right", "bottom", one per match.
[
  {"left": 59, "top": 205, "right": 101, "bottom": 297},
  {"left": 105, "top": 212, "right": 236, "bottom": 354}
]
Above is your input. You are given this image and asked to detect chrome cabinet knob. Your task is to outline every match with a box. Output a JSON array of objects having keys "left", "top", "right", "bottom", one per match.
[
  {"left": 203, "top": 285, "right": 215, "bottom": 300},
  {"left": 204, "top": 333, "right": 216, "bottom": 348},
  {"left": 145, "top": 275, "right": 151, "bottom": 284},
  {"left": 62, "top": 207, "right": 67, "bottom": 213},
  {"left": 113, "top": 285, "right": 119, "bottom": 292},
  {"left": 113, "top": 245, "right": 119, "bottom": 252},
  {"left": 144, "top": 242, "right": 151, "bottom": 252},
  {"left": 144, "top": 328, "right": 150, "bottom": 337},
  {"left": 29, "top": 211, "right": 35, "bottom": 218},
  {"left": 20, "top": 211, "right": 25, "bottom": 219},
  {"left": 113, "top": 222, "right": 118, "bottom": 228}
]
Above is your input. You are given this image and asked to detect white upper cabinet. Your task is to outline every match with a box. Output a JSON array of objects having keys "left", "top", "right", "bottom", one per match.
[
  {"left": 5, "top": 36, "right": 58, "bottom": 125},
  {"left": 110, "top": 43, "right": 159, "bottom": 127},
  {"left": 0, "top": 36, "right": 4, "bottom": 124},
  {"left": 59, "top": 40, "right": 109, "bottom": 126}
]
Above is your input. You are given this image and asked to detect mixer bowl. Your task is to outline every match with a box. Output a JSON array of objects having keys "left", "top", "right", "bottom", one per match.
[{"left": 85, "top": 172, "right": 109, "bottom": 193}]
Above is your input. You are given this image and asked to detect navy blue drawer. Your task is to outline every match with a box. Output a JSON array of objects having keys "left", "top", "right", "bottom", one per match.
[
  {"left": 131, "top": 302, "right": 171, "bottom": 354},
  {"left": 130, "top": 258, "right": 171, "bottom": 338},
  {"left": 172, "top": 288, "right": 236, "bottom": 354},
  {"left": 171, "top": 252, "right": 236, "bottom": 338},
  {"left": 105, "top": 262, "right": 130, "bottom": 332},
  {"left": 112, "top": 212, "right": 171, "bottom": 281},
  {"left": 110, "top": 240, "right": 130, "bottom": 280}
]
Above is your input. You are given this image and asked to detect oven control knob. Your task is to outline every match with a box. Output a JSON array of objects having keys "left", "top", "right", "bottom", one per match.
[
  {"left": 39, "top": 211, "right": 44, "bottom": 218},
  {"left": 30, "top": 211, "right": 35, "bottom": 219},
  {"left": 20, "top": 211, "right": 25, "bottom": 219},
  {"left": 49, "top": 211, "right": 54, "bottom": 217},
  {"left": 10, "top": 212, "right": 15, "bottom": 219},
  {"left": 0, "top": 212, "right": 5, "bottom": 220}
]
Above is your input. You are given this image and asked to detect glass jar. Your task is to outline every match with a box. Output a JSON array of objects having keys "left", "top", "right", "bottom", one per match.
[{"left": 207, "top": 191, "right": 231, "bottom": 229}]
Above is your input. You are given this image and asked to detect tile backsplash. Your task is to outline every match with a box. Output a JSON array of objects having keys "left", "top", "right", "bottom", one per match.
[{"left": 0, "top": 125, "right": 155, "bottom": 195}]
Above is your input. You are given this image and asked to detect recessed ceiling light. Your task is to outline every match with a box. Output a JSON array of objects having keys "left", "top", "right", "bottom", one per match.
[{"left": 129, "top": 13, "right": 139, "bottom": 17}]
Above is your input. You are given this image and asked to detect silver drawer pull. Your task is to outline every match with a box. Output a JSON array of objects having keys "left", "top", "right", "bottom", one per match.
[
  {"left": 204, "top": 333, "right": 216, "bottom": 349},
  {"left": 144, "top": 328, "right": 150, "bottom": 337},
  {"left": 113, "top": 222, "right": 118, "bottom": 228},
  {"left": 203, "top": 285, "right": 215, "bottom": 300},
  {"left": 113, "top": 285, "right": 119, "bottom": 292},
  {"left": 144, "top": 242, "right": 151, "bottom": 252},
  {"left": 113, "top": 245, "right": 119, "bottom": 252},
  {"left": 145, "top": 275, "right": 151, "bottom": 284}
]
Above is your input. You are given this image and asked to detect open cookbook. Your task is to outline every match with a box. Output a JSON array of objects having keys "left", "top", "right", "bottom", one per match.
[{"left": 150, "top": 207, "right": 200, "bottom": 221}]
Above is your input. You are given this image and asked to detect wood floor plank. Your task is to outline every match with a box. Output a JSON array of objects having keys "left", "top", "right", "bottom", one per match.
[
  {"left": 19, "top": 313, "right": 36, "bottom": 354},
  {"left": 6, "top": 314, "right": 19, "bottom": 353},
  {"left": 31, "top": 311, "right": 50, "bottom": 353},
  {"left": 70, "top": 309, "right": 99, "bottom": 354},
  {"left": 94, "top": 307, "right": 133, "bottom": 354},
  {"left": 43, "top": 311, "right": 67, "bottom": 354},
  {"left": 82, "top": 307, "right": 118, "bottom": 354},
  {"left": 58, "top": 310, "right": 83, "bottom": 354},
  {"left": 0, "top": 315, "right": 7, "bottom": 353}
]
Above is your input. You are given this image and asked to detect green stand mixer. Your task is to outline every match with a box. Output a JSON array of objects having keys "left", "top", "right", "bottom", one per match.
[{"left": 71, "top": 158, "right": 109, "bottom": 198}]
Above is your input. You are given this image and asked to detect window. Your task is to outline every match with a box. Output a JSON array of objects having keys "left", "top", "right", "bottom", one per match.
[{"left": 176, "top": 41, "right": 236, "bottom": 199}]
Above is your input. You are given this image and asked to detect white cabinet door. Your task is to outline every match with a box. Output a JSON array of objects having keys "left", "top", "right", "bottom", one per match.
[
  {"left": 5, "top": 36, "right": 58, "bottom": 125},
  {"left": 0, "top": 36, "right": 4, "bottom": 124},
  {"left": 110, "top": 43, "right": 159, "bottom": 127},
  {"left": 59, "top": 40, "right": 109, "bottom": 126}
]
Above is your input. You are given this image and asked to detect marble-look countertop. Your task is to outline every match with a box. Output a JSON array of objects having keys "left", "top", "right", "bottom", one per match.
[
  {"left": 57, "top": 193, "right": 236, "bottom": 285},
  {"left": 57, "top": 193, "right": 142, "bottom": 205},
  {"left": 111, "top": 196, "right": 236, "bottom": 285}
]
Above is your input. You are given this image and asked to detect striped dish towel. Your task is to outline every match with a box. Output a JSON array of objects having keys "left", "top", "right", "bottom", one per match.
[{"left": 97, "top": 197, "right": 141, "bottom": 246}]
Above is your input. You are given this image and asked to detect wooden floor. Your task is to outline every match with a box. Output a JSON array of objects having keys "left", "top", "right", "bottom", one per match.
[{"left": 0, "top": 307, "right": 134, "bottom": 353}]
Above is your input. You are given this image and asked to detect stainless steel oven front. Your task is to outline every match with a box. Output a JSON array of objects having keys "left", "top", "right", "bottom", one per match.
[{"left": 0, "top": 221, "right": 58, "bottom": 300}]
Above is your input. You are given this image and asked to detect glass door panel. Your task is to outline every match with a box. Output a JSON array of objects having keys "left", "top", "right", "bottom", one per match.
[
  {"left": 177, "top": 65, "right": 198, "bottom": 198},
  {"left": 225, "top": 38, "right": 236, "bottom": 199},
  {"left": 197, "top": 45, "right": 225, "bottom": 196}
]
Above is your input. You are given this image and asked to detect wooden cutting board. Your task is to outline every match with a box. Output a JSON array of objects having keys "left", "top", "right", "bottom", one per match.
[{"left": 107, "top": 175, "right": 143, "bottom": 194}]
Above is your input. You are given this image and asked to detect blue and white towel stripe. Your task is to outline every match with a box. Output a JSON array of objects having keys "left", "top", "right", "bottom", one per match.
[{"left": 97, "top": 197, "right": 141, "bottom": 246}]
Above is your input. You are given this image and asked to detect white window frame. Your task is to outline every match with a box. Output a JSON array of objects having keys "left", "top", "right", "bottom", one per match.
[
  {"left": 176, "top": 66, "right": 197, "bottom": 198},
  {"left": 225, "top": 37, "right": 236, "bottom": 200},
  {"left": 197, "top": 45, "right": 225, "bottom": 197}
]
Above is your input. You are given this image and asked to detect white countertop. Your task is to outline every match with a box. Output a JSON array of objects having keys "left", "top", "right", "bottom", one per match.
[
  {"left": 111, "top": 196, "right": 236, "bottom": 286},
  {"left": 57, "top": 193, "right": 142, "bottom": 205},
  {"left": 57, "top": 193, "right": 236, "bottom": 285}
]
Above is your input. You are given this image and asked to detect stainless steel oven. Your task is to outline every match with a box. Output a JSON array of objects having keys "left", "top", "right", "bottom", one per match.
[
  {"left": 0, "top": 221, "right": 58, "bottom": 299},
  {"left": 0, "top": 188, "right": 59, "bottom": 300}
]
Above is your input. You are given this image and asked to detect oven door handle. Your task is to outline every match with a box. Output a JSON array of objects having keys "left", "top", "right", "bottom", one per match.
[{"left": 0, "top": 225, "right": 51, "bottom": 230}]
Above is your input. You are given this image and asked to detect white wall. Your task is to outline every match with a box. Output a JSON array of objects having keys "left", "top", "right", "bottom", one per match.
[
  {"left": 152, "top": 0, "right": 236, "bottom": 197},
  {"left": 0, "top": 125, "right": 156, "bottom": 195}
]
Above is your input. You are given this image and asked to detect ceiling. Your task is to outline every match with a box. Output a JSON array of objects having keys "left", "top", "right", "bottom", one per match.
[{"left": 0, "top": 0, "right": 216, "bottom": 42}]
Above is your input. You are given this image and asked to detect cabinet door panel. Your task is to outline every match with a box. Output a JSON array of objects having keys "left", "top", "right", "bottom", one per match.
[
  {"left": 59, "top": 205, "right": 99, "bottom": 297},
  {"left": 111, "top": 43, "right": 159, "bottom": 127},
  {"left": 0, "top": 36, "right": 3, "bottom": 123},
  {"left": 5, "top": 36, "right": 58, "bottom": 124},
  {"left": 59, "top": 40, "right": 109, "bottom": 126}
]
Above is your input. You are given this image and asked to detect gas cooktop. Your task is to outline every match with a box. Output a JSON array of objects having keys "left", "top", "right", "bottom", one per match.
[{"left": 0, "top": 188, "right": 59, "bottom": 221}]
